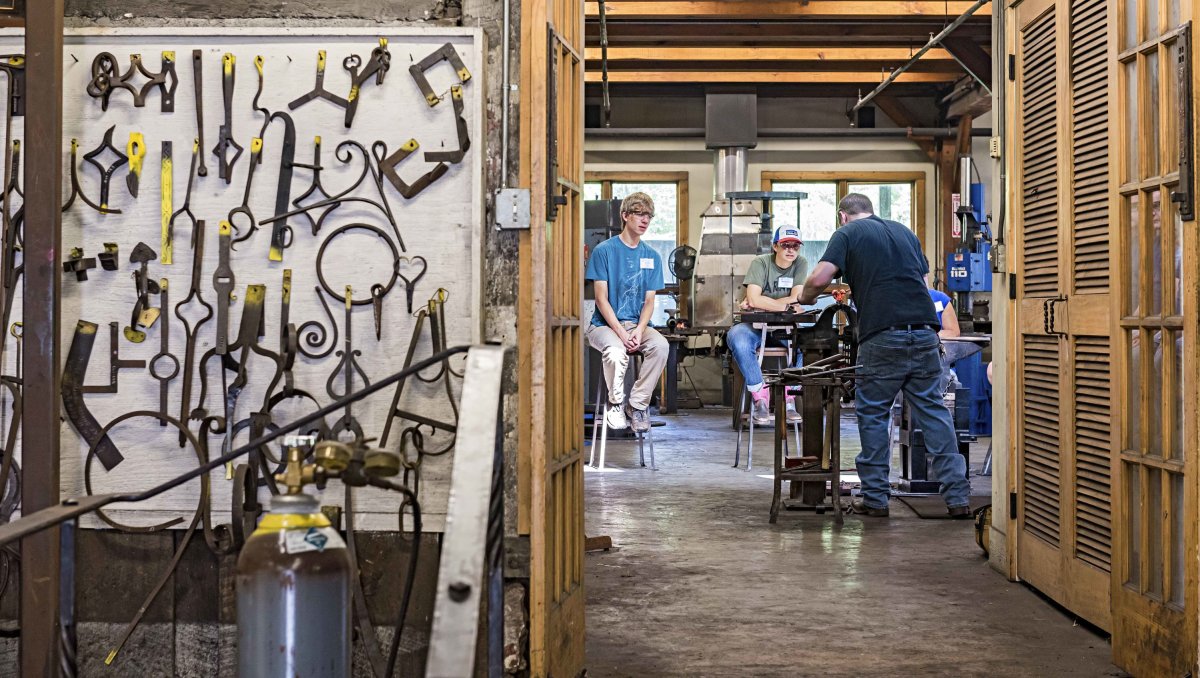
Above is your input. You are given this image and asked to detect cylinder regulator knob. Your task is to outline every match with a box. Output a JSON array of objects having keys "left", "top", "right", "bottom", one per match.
[
  {"left": 363, "top": 450, "right": 401, "bottom": 478},
  {"left": 314, "top": 440, "right": 353, "bottom": 472}
]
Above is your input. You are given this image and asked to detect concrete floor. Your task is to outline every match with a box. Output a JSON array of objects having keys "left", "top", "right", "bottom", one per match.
[{"left": 583, "top": 409, "right": 1125, "bottom": 678}]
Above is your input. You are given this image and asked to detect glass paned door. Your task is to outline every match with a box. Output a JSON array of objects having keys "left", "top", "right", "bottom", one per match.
[{"left": 1111, "top": 1, "right": 1196, "bottom": 674}]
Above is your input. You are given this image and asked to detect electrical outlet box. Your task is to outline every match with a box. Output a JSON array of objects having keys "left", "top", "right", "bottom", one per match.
[{"left": 989, "top": 136, "right": 1002, "bottom": 158}]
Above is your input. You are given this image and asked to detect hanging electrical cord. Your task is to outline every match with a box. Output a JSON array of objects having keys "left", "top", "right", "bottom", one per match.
[{"left": 599, "top": 0, "right": 612, "bottom": 128}]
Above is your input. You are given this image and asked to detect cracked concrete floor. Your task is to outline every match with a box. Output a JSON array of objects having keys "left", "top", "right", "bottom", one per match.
[{"left": 583, "top": 409, "right": 1125, "bottom": 678}]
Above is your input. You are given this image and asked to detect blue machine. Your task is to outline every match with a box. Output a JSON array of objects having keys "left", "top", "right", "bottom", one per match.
[
  {"left": 947, "top": 181, "right": 992, "bottom": 292},
  {"left": 946, "top": 242, "right": 992, "bottom": 292}
]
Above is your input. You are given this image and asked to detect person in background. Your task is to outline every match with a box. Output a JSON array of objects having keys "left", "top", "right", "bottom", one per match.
[
  {"left": 584, "top": 192, "right": 669, "bottom": 433},
  {"left": 800, "top": 193, "right": 971, "bottom": 519},
  {"left": 726, "top": 224, "right": 808, "bottom": 425}
]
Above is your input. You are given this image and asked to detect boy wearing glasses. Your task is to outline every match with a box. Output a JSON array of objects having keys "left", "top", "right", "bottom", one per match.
[
  {"left": 585, "top": 192, "right": 669, "bottom": 432},
  {"left": 727, "top": 224, "right": 809, "bottom": 424}
]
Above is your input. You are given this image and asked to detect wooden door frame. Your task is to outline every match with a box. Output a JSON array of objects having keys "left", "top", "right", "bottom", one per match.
[
  {"left": 584, "top": 171, "right": 689, "bottom": 246},
  {"left": 1107, "top": 0, "right": 1199, "bottom": 673},
  {"left": 519, "top": 0, "right": 587, "bottom": 674}
]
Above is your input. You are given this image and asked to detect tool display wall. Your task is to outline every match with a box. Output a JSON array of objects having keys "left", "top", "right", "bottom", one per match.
[{"left": 0, "top": 27, "right": 484, "bottom": 532}]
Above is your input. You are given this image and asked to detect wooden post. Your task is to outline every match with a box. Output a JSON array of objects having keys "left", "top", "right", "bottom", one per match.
[{"left": 21, "top": 1, "right": 64, "bottom": 675}]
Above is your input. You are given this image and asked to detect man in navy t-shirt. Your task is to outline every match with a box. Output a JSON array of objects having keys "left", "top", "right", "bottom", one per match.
[
  {"left": 584, "top": 192, "right": 667, "bottom": 432},
  {"left": 799, "top": 193, "right": 971, "bottom": 519}
]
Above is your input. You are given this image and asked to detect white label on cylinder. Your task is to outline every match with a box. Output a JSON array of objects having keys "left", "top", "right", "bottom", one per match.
[{"left": 282, "top": 526, "right": 346, "bottom": 554}]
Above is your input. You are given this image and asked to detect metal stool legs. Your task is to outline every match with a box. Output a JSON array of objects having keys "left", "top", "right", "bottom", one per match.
[{"left": 588, "top": 350, "right": 655, "bottom": 470}]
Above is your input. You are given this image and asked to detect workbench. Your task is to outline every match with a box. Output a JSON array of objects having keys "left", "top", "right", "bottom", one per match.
[{"left": 736, "top": 304, "right": 858, "bottom": 524}]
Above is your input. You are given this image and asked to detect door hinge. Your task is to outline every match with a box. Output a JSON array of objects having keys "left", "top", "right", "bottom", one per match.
[
  {"left": 1007, "top": 54, "right": 1016, "bottom": 81},
  {"left": 1009, "top": 492, "right": 1018, "bottom": 520},
  {"left": 1008, "top": 273, "right": 1016, "bottom": 299}
]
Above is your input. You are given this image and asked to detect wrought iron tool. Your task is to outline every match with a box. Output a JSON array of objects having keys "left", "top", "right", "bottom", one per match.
[
  {"left": 409, "top": 42, "right": 472, "bottom": 107},
  {"left": 342, "top": 38, "right": 391, "bottom": 128},
  {"left": 150, "top": 279, "right": 180, "bottom": 427},
  {"left": 213, "top": 221, "right": 235, "bottom": 355},
  {"left": 192, "top": 50, "right": 207, "bottom": 177},
  {"left": 124, "top": 242, "right": 161, "bottom": 343},
  {"left": 82, "top": 125, "right": 128, "bottom": 212},
  {"left": 267, "top": 112, "right": 297, "bottom": 261},
  {"left": 288, "top": 50, "right": 349, "bottom": 112},
  {"left": 174, "top": 220, "right": 213, "bottom": 447},
  {"left": 229, "top": 137, "right": 264, "bottom": 248},
  {"left": 212, "top": 53, "right": 243, "bottom": 184}
]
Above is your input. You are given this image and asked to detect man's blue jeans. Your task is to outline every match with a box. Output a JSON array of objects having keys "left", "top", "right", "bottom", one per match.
[
  {"left": 727, "top": 322, "right": 800, "bottom": 389},
  {"left": 854, "top": 329, "right": 970, "bottom": 509}
]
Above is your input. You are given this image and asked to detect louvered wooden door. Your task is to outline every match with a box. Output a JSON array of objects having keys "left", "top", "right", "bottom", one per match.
[
  {"left": 1109, "top": 0, "right": 1198, "bottom": 673},
  {"left": 520, "top": 0, "right": 586, "bottom": 674},
  {"left": 1011, "top": 0, "right": 1114, "bottom": 631}
]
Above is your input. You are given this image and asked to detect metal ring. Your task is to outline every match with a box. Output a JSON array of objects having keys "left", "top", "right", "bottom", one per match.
[
  {"left": 314, "top": 222, "right": 399, "bottom": 305},
  {"left": 83, "top": 411, "right": 206, "bottom": 534},
  {"left": 149, "top": 352, "right": 180, "bottom": 381}
]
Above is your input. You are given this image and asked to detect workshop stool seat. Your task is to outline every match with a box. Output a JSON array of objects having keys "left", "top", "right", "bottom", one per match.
[
  {"left": 589, "top": 349, "right": 656, "bottom": 471},
  {"left": 733, "top": 340, "right": 800, "bottom": 471}
]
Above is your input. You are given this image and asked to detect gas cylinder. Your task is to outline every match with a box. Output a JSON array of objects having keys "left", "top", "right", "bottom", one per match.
[{"left": 236, "top": 492, "right": 351, "bottom": 677}]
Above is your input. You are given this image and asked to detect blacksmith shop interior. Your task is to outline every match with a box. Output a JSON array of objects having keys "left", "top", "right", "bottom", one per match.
[{"left": 0, "top": 0, "right": 1194, "bottom": 676}]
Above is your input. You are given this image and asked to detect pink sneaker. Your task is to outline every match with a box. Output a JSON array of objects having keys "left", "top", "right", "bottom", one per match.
[{"left": 785, "top": 395, "right": 801, "bottom": 424}]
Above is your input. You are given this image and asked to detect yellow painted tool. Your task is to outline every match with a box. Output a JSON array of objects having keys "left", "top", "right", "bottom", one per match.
[
  {"left": 160, "top": 140, "right": 173, "bottom": 264},
  {"left": 125, "top": 132, "right": 145, "bottom": 197}
]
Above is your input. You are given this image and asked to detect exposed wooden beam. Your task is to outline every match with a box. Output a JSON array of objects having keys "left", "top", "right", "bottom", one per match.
[
  {"left": 586, "top": 82, "right": 949, "bottom": 98},
  {"left": 942, "top": 36, "right": 992, "bottom": 88},
  {"left": 873, "top": 94, "right": 937, "bottom": 158},
  {"left": 584, "top": 1, "right": 992, "bottom": 20},
  {"left": 586, "top": 70, "right": 960, "bottom": 84},
  {"left": 585, "top": 20, "right": 993, "bottom": 46},
  {"left": 22, "top": 0, "right": 64, "bottom": 675},
  {"left": 584, "top": 46, "right": 955, "bottom": 62}
]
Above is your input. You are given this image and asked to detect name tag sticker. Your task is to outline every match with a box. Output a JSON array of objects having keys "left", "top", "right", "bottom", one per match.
[
  {"left": 778, "top": 276, "right": 794, "bottom": 288},
  {"left": 640, "top": 258, "right": 655, "bottom": 270}
]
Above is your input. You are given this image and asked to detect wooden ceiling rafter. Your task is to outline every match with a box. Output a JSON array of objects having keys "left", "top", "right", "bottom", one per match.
[
  {"left": 585, "top": 70, "right": 962, "bottom": 84},
  {"left": 585, "top": 46, "right": 958, "bottom": 62},
  {"left": 584, "top": 1, "right": 993, "bottom": 20}
]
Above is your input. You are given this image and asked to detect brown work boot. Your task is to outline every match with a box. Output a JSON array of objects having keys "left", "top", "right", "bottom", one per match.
[
  {"left": 850, "top": 498, "right": 889, "bottom": 517},
  {"left": 948, "top": 504, "right": 973, "bottom": 519}
]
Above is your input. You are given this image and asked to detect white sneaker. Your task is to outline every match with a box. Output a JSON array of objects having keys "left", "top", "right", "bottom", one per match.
[
  {"left": 751, "top": 398, "right": 772, "bottom": 425},
  {"left": 605, "top": 403, "right": 628, "bottom": 429}
]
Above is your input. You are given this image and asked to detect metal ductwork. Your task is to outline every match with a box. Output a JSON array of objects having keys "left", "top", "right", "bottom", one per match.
[{"left": 691, "top": 93, "right": 763, "bottom": 329}]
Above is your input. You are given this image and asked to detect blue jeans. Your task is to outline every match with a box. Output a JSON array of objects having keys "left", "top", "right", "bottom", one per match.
[
  {"left": 854, "top": 330, "right": 970, "bottom": 509},
  {"left": 727, "top": 322, "right": 800, "bottom": 389}
]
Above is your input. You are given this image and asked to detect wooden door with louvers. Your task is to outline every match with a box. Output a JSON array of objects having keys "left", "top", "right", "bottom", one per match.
[
  {"left": 519, "top": 0, "right": 586, "bottom": 674},
  {"left": 1010, "top": 0, "right": 1114, "bottom": 631},
  {"left": 1108, "top": 0, "right": 1198, "bottom": 673}
]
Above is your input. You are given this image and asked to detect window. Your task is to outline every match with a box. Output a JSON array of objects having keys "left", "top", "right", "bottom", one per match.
[
  {"left": 763, "top": 172, "right": 926, "bottom": 268},
  {"left": 585, "top": 172, "right": 688, "bottom": 326}
]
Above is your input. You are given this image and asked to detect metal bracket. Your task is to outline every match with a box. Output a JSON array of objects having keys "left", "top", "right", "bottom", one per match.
[
  {"left": 409, "top": 43, "right": 472, "bottom": 107},
  {"left": 1171, "top": 23, "right": 1194, "bottom": 221},
  {"left": 494, "top": 188, "right": 530, "bottom": 230}
]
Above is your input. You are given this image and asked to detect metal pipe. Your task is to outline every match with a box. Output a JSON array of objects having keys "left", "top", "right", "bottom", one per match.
[
  {"left": 0, "top": 345, "right": 475, "bottom": 548},
  {"left": 586, "top": 127, "right": 992, "bottom": 139},
  {"left": 22, "top": 0, "right": 66, "bottom": 675},
  {"left": 501, "top": 0, "right": 510, "bottom": 187},
  {"left": 849, "top": 0, "right": 991, "bottom": 116}
]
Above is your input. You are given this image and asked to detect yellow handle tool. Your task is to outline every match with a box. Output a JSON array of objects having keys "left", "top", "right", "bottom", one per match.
[
  {"left": 126, "top": 132, "right": 145, "bottom": 198},
  {"left": 160, "top": 140, "right": 173, "bottom": 264}
]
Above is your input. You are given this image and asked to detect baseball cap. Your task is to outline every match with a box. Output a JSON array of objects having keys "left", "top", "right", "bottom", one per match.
[{"left": 772, "top": 225, "right": 802, "bottom": 244}]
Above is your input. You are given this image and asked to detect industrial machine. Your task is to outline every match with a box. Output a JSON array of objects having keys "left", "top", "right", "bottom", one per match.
[{"left": 946, "top": 155, "right": 992, "bottom": 333}]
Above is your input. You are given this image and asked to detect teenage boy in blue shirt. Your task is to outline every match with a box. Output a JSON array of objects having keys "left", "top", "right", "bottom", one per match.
[{"left": 584, "top": 192, "right": 668, "bottom": 432}]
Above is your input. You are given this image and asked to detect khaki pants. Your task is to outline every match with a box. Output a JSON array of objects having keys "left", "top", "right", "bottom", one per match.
[{"left": 585, "top": 321, "right": 669, "bottom": 411}]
